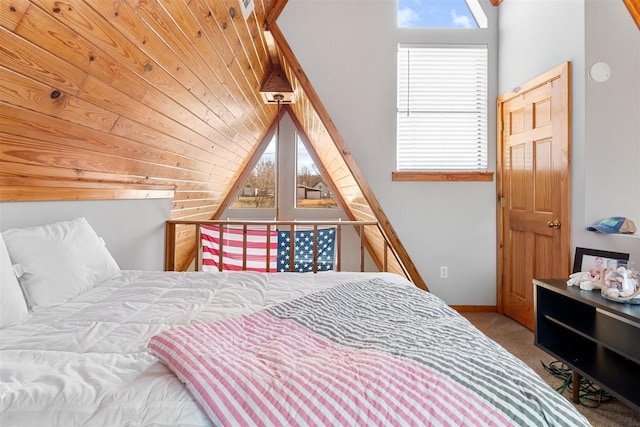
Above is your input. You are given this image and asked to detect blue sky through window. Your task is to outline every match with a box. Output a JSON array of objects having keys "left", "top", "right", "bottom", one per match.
[{"left": 398, "top": 0, "right": 480, "bottom": 28}]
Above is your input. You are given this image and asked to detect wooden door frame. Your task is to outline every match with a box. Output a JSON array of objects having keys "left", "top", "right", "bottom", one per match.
[{"left": 496, "top": 62, "right": 572, "bottom": 314}]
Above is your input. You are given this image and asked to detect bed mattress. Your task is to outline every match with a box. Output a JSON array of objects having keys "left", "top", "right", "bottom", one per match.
[
  {"left": 0, "top": 270, "right": 589, "bottom": 426},
  {"left": 0, "top": 270, "right": 391, "bottom": 426}
]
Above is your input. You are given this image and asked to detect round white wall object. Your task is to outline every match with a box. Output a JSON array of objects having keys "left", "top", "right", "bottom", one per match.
[{"left": 588, "top": 61, "right": 611, "bottom": 83}]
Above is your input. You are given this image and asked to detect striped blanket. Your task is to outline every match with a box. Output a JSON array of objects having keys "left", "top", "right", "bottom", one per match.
[{"left": 148, "top": 278, "right": 589, "bottom": 426}]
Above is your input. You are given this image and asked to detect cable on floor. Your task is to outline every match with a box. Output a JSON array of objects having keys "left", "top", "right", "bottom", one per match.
[{"left": 541, "top": 360, "right": 612, "bottom": 408}]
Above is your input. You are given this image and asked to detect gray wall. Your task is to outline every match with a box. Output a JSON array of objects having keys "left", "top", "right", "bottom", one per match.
[
  {"left": 0, "top": 199, "right": 171, "bottom": 271},
  {"left": 279, "top": 0, "right": 500, "bottom": 304},
  {"left": 280, "top": 0, "right": 640, "bottom": 303},
  {"left": 582, "top": 0, "right": 640, "bottom": 260},
  {"left": 499, "top": 0, "right": 639, "bottom": 263}
]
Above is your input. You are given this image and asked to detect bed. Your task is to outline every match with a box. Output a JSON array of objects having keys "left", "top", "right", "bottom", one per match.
[{"left": 0, "top": 218, "right": 590, "bottom": 426}]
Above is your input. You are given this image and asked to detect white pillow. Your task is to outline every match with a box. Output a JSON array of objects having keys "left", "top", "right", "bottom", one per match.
[
  {"left": 2, "top": 217, "right": 121, "bottom": 310},
  {"left": 0, "top": 233, "right": 29, "bottom": 327}
]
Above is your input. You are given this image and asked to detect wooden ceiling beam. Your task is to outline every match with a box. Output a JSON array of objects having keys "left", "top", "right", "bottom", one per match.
[
  {"left": 623, "top": 0, "right": 640, "bottom": 30},
  {"left": 265, "top": 0, "right": 288, "bottom": 28}
]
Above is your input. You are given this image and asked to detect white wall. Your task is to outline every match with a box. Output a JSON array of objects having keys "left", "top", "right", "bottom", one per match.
[
  {"left": 278, "top": 0, "right": 499, "bottom": 304},
  {"left": 581, "top": 0, "right": 640, "bottom": 261},
  {"left": 0, "top": 199, "right": 172, "bottom": 271},
  {"left": 499, "top": 0, "right": 639, "bottom": 264}
]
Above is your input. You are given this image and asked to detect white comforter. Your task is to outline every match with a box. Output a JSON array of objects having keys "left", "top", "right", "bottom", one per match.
[{"left": 0, "top": 270, "right": 394, "bottom": 427}]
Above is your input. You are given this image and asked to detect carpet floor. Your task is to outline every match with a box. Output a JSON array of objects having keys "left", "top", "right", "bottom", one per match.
[{"left": 462, "top": 312, "right": 640, "bottom": 427}]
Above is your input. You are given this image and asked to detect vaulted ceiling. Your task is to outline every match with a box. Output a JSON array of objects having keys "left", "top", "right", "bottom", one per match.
[
  {"left": 0, "top": 0, "right": 425, "bottom": 288},
  {"left": 1, "top": 0, "right": 637, "bottom": 286}
]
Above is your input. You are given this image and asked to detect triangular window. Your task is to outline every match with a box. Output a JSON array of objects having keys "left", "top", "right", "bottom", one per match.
[
  {"left": 231, "top": 135, "right": 276, "bottom": 208},
  {"left": 295, "top": 133, "right": 338, "bottom": 209},
  {"left": 398, "top": 0, "right": 487, "bottom": 29}
]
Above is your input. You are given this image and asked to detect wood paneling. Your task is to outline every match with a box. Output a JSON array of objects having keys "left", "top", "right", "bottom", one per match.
[
  {"left": 623, "top": 0, "right": 640, "bottom": 30},
  {"left": 1, "top": 177, "right": 174, "bottom": 201},
  {"left": 0, "top": 0, "right": 277, "bottom": 271},
  {"left": 0, "top": 0, "right": 425, "bottom": 287},
  {"left": 392, "top": 171, "right": 495, "bottom": 181}
]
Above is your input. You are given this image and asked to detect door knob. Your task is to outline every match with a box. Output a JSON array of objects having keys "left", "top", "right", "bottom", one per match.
[{"left": 547, "top": 219, "right": 561, "bottom": 229}]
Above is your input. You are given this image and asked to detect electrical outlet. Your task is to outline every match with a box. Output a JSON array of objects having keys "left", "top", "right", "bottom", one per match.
[{"left": 440, "top": 266, "right": 448, "bottom": 279}]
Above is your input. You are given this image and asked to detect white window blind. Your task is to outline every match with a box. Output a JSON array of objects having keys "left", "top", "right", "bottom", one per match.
[{"left": 397, "top": 45, "right": 488, "bottom": 171}]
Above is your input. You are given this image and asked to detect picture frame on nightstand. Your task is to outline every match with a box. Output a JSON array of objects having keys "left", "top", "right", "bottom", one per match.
[{"left": 572, "top": 247, "right": 630, "bottom": 274}]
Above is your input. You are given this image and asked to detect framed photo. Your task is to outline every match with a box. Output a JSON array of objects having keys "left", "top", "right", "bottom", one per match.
[{"left": 572, "top": 247, "right": 630, "bottom": 274}]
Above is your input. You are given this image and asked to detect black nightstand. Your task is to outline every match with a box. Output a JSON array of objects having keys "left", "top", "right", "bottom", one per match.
[{"left": 533, "top": 278, "right": 640, "bottom": 412}]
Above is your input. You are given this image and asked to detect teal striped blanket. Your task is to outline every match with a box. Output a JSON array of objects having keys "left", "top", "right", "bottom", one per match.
[{"left": 149, "top": 278, "right": 589, "bottom": 426}]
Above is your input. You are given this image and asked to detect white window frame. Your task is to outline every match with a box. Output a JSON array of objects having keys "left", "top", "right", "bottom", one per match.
[{"left": 396, "top": 44, "right": 488, "bottom": 172}]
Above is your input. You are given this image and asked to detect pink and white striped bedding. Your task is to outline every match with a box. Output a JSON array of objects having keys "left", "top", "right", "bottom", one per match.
[
  {"left": 1, "top": 270, "right": 385, "bottom": 426},
  {"left": 149, "top": 278, "right": 590, "bottom": 427}
]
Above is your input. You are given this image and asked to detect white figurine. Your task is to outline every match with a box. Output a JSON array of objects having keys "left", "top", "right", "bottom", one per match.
[
  {"left": 567, "top": 271, "right": 600, "bottom": 289},
  {"left": 621, "top": 269, "right": 633, "bottom": 296}
]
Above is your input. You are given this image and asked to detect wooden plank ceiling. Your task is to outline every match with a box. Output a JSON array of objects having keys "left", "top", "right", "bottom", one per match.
[
  {"left": 624, "top": 0, "right": 640, "bottom": 30},
  {"left": 0, "top": 0, "right": 426, "bottom": 288}
]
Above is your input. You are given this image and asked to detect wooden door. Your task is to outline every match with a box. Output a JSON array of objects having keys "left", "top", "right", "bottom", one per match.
[{"left": 497, "top": 63, "right": 571, "bottom": 330}]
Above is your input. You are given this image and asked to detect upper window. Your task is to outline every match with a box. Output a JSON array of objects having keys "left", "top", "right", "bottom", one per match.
[
  {"left": 396, "top": 44, "right": 488, "bottom": 171},
  {"left": 398, "top": 0, "right": 487, "bottom": 29}
]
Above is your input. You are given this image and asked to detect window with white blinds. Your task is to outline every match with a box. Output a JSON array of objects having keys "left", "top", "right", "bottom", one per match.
[{"left": 397, "top": 45, "right": 488, "bottom": 171}]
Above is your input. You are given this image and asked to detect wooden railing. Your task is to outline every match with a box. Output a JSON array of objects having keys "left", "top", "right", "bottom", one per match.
[{"left": 165, "top": 220, "right": 409, "bottom": 278}]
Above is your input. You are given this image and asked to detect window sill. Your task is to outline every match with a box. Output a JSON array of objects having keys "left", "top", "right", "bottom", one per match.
[{"left": 392, "top": 171, "right": 495, "bottom": 182}]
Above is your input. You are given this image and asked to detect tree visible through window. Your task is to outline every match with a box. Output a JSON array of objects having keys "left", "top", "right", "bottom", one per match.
[{"left": 231, "top": 135, "right": 276, "bottom": 208}]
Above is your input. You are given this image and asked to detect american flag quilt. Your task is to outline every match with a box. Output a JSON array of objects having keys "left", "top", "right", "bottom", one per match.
[
  {"left": 201, "top": 225, "right": 335, "bottom": 273},
  {"left": 148, "top": 278, "right": 589, "bottom": 427}
]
